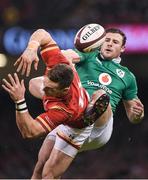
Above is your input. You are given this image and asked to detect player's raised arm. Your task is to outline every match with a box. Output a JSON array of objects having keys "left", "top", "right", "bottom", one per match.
[
  {"left": 2, "top": 73, "right": 46, "bottom": 138},
  {"left": 14, "top": 29, "right": 56, "bottom": 77},
  {"left": 61, "top": 49, "right": 80, "bottom": 64}
]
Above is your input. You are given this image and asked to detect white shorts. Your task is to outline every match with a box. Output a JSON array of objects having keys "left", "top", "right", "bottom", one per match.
[
  {"left": 80, "top": 115, "right": 113, "bottom": 152},
  {"left": 47, "top": 124, "right": 93, "bottom": 158}
]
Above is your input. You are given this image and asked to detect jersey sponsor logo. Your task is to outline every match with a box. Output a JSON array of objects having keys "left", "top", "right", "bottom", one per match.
[
  {"left": 87, "top": 80, "right": 112, "bottom": 94},
  {"left": 99, "top": 73, "right": 112, "bottom": 85},
  {"left": 116, "top": 69, "right": 125, "bottom": 78}
]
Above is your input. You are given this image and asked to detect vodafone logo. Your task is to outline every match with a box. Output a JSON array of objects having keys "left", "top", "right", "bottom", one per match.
[{"left": 99, "top": 73, "right": 112, "bottom": 85}]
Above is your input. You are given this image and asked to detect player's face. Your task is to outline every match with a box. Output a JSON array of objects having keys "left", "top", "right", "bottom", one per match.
[
  {"left": 100, "top": 32, "right": 125, "bottom": 60},
  {"left": 43, "top": 76, "right": 65, "bottom": 97}
]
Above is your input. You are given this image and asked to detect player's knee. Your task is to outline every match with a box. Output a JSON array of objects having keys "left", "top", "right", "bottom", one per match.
[
  {"left": 29, "top": 78, "right": 35, "bottom": 95},
  {"left": 98, "top": 130, "right": 112, "bottom": 146},
  {"left": 96, "top": 119, "right": 113, "bottom": 147},
  {"left": 29, "top": 77, "right": 44, "bottom": 99},
  {"left": 94, "top": 89, "right": 106, "bottom": 97},
  {"left": 89, "top": 130, "right": 112, "bottom": 151},
  {"left": 90, "top": 89, "right": 108, "bottom": 104},
  {"left": 29, "top": 78, "right": 38, "bottom": 94}
]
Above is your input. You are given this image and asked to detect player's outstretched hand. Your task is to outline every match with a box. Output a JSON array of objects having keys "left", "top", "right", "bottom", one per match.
[
  {"left": 14, "top": 48, "right": 39, "bottom": 77},
  {"left": 132, "top": 98, "right": 144, "bottom": 119},
  {"left": 130, "top": 98, "right": 144, "bottom": 123},
  {"left": 2, "top": 73, "right": 26, "bottom": 102}
]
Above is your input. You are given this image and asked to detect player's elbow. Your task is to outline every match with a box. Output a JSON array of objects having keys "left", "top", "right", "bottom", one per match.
[
  {"left": 21, "top": 131, "right": 36, "bottom": 139},
  {"left": 35, "top": 29, "right": 54, "bottom": 45},
  {"left": 35, "top": 29, "right": 48, "bottom": 37},
  {"left": 20, "top": 128, "right": 43, "bottom": 139}
]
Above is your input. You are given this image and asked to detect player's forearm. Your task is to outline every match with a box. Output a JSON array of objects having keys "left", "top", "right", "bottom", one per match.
[
  {"left": 16, "top": 111, "right": 45, "bottom": 139},
  {"left": 16, "top": 111, "right": 36, "bottom": 138},
  {"left": 62, "top": 49, "right": 80, "bottom": 63},
  {"left": 27, "top": 29, "right": 56, "bottom": 50}
]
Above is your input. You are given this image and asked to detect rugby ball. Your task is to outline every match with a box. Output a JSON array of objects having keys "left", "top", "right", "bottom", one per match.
[{"left": 74, "top": 23, "right": 106, "bottom": 52}]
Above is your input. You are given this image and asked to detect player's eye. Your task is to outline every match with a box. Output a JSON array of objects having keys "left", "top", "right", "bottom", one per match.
[{"left": 105, "top": 38, "right": 110, "bottom": 42}]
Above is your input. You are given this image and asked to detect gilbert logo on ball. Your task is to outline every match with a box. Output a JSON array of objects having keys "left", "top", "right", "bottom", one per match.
[{"left": 74, "top": 23, "right": 106, "bottom": 52}]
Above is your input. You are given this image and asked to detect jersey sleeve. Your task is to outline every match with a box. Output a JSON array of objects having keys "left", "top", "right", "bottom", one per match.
[
  {"left": 40, "top": 44, "right": 70, "bottom": 68},
  {"left": 74, "top": 49, "right": 98, "bottom": 63},
  {"left": 35, "top": 108, "right": 71, "bottom": 133},
  {"left": 122, "top": 72, "right": 138, "bottom": 100}
]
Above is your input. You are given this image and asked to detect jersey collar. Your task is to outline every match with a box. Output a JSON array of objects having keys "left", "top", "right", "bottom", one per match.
[{"left": 99, "top": 52, "right": 121, "bottom": 64}]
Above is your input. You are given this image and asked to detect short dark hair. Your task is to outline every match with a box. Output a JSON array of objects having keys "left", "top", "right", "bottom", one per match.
[
  {"left": 106, "top": 28, "right": 127, "bottom": 46},
  {"left": 48, "top": 63, "right": 74, "bottom": 89}
]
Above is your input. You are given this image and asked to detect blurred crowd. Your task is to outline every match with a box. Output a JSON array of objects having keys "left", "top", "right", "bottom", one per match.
[{"left": 0, "top": 0, "right": 148, "bottom": 29}]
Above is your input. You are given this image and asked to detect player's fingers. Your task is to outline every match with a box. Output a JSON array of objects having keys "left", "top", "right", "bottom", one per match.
[
  {"left": 21, "top": 79, "right": 25, "bottom": 88},
  {"left": 133, "top": 99, "right": 143, "bottom": 108},
  {"left": 16, "top": 58, "right": 24, "bottom": 72},
  {"left": 137, "top": 101, "right": 144, "bottom": 108},
  {"left": 133, "top": 105, "right": 143, "bottom": 112},
  {"left": 21, "top": 62, "right": 27, "bottom": 75},
  {"left": 26, "top": 64, "right": 31, "bottom": 77},
  {"left": 14, "top": 73, "right": 20, "bottom": 84},
  {"left": 2, "top": 84, "right": 11, "bottom": 93},
  {"left": 132, "top": 106, "right": 143, "bottom": 116},
  {"left": 8, "top": 74, "right": 16, "bottom": 86},
  {"left": 2, "top": 78, "right": 13, "bottom": 89},
  {"left": 34, "top": 60, "right": 39, "bottom": 70},
  {"left": 14, "top": 57, "right": 22, "bottom": 66}
]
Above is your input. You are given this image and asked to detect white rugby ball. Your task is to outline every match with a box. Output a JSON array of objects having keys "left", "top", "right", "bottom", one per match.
[{"left": 74, "top": 23, "right": 106, "bottom": 52}]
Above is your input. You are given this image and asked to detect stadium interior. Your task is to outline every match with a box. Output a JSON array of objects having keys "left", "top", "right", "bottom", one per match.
[{"left": 0, "top": 0, "right": 148, "bottom": 178}]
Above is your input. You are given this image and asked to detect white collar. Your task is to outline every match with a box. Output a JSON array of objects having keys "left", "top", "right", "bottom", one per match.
[
  {"left": 100, "top": 53, "right": 121, "bottom": 64},
  {"left": 112, "top": 57, "right": 121, "bottom": 64}
]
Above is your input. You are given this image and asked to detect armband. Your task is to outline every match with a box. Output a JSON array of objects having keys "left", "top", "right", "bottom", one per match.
[{"left": 15, "top": 99, "right": 28, "bottom": 113}]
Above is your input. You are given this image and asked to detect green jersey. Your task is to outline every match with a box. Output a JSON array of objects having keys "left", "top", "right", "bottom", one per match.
[{"left": 75, "top": 50, "right": 138, "bottom": 113}]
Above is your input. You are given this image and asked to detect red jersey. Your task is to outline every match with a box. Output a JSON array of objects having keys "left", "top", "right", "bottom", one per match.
[{"left": 35, "top": 44, "right": 89, "bottom": 132}]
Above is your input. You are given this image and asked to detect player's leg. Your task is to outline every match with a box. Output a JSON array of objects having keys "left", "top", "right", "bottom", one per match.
[
  {"left": 80, "top": 94, "right": 113, "bottom": 152},
  {"left": 29, "top": 76, "right": 45, "bottom": 99},
  {"left": 31, "top": 129, "right": 56, "bottom": 179},
  {"left": 80, "top": 114, "right": 113, "bottom": 152},
  {"left": 42, "top": 146, "right": 74, "bottom": 179},
  {"left": 94, "top": 102, "right": 112, "bottom": 127},
  {"left": 83, "top": 89, "right": 110, "bottom": 126},
  {"left": 42, "top": 124, "right": 93, "bottom": 178}
]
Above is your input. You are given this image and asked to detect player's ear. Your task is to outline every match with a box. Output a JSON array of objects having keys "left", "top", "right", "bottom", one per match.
[{"left": 121, "top": 45, "right": 125, "bottom": 53}]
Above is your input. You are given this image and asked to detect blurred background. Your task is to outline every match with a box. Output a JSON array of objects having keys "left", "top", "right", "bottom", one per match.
[{"left": 0, "top": 0, "right": 148, "bottom": 179}]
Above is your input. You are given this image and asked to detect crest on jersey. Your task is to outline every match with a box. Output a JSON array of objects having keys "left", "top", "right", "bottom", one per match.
[
  {"left": 99, "top": 73, "right": 112, "bottom": 85},
  {"left": 116, "top": 69, "right": 125, "bottom": 78}
]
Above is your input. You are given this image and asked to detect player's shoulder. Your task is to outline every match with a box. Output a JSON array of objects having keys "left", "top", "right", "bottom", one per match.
[
  {"left": 117, "top": 63, "right": 136, "bottom": 79},
  {"left": 74, "top": 48, "right": 99, "bottom": 60}
]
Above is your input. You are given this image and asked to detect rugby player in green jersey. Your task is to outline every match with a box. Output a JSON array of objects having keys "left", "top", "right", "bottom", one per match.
[
  {"left": 13, "top": 27, "right": 144, "bottom": 178},
  {"left": 62, "top": 27, "right": 144, "bottom": 151}
]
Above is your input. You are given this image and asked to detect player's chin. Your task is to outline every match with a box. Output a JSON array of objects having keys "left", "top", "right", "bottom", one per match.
[{"left": 102, "top": 52, "right": 114, "bottom": 60}]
